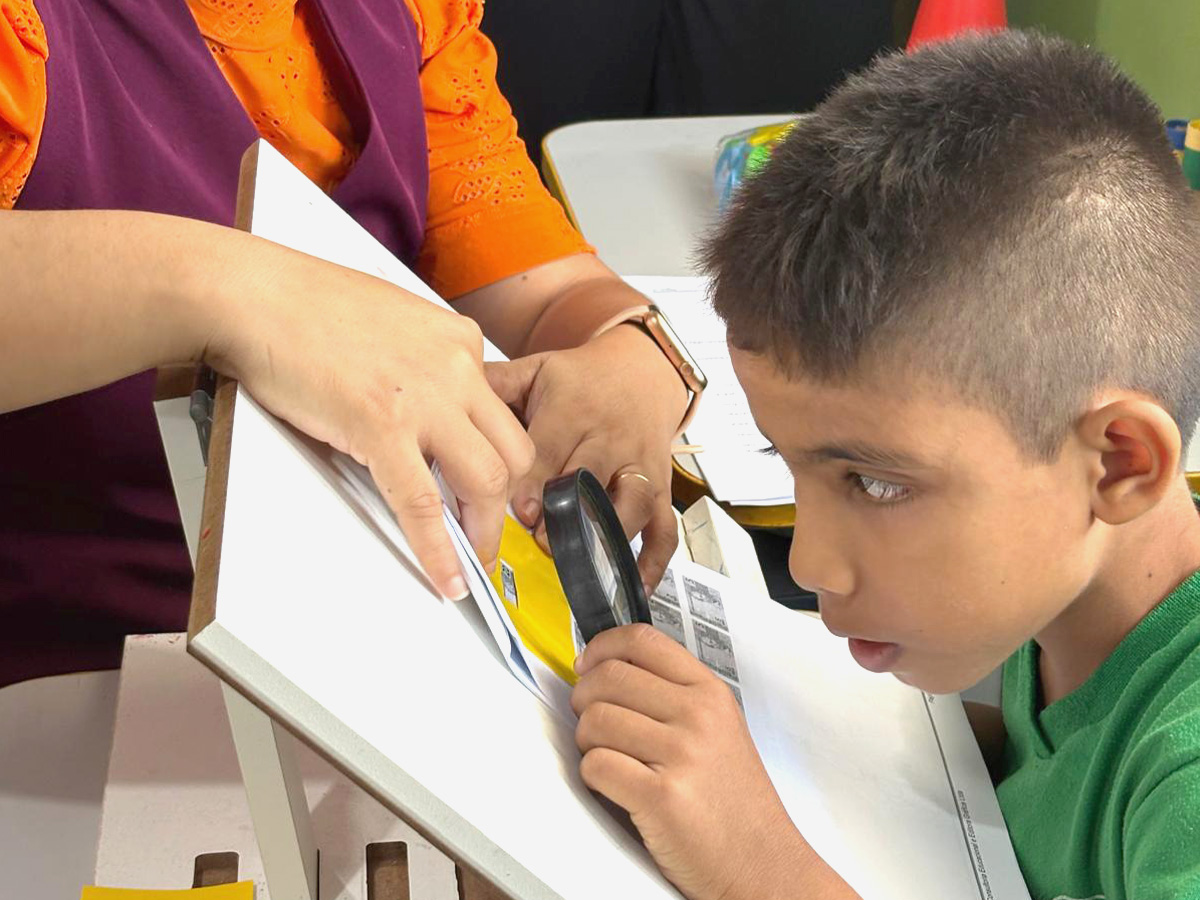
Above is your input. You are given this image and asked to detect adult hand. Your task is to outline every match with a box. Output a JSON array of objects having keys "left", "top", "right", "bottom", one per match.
[
  {"left": 572, "top": 624, "right": 827, "bottom": 900},
  {"left": 209, "top": 244, "right": 535, "bottom": 599},
  {"left": 485, "top": 323, "right": 686, "bottom": 593}
]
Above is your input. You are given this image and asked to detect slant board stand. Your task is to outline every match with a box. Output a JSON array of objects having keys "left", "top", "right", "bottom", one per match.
[
  {"left": 156, "top": 370, "right": 329, "bottom": 900},
  {"left": 188, "top": 141, "right": 685, "bottom": 900}
]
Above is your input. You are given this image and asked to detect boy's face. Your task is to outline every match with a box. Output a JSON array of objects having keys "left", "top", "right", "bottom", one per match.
[{"left": 731, "top": 348, "right": 1102, "bottom": 694}]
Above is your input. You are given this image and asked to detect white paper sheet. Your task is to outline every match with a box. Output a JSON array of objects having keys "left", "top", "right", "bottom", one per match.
[
  {"left": 623, "top": 276, "right": 793, "bottom": 505},
  {"left": 653, "top": 558, "right": 1031, "bottom": 900},
  {"left": 442, "top": 508, "right": 575, "bottom": 720}
]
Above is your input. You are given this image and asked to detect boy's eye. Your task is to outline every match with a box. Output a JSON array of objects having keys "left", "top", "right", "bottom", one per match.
[{"left": 851, "top": 474, "right": 912, "bottom": 504}]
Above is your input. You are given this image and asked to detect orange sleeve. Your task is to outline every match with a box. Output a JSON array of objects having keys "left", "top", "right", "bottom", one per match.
[
  {"left": 404, "top": 0, "right": 592, "bottom": 299},
  {"left": 0, "top": 0, "right": 48, "bottom": 210}
]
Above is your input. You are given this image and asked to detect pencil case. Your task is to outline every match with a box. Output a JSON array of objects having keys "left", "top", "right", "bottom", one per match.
[{"left": 714, "top": 120, "right": 795, "bottom": 212}]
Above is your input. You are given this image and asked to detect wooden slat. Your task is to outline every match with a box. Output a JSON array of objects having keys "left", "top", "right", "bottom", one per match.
[{"left": 188, "top": 142, "right": 260, "bottom": 641}]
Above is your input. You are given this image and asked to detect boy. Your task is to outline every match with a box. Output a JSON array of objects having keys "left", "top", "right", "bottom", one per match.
[{"left": 569, "top": 30, "right": 1200, "bottom": 900}]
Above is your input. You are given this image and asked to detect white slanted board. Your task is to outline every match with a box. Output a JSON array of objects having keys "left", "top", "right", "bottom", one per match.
[{"left": 190, "top": 141, "right": 680, "bottom": 900}]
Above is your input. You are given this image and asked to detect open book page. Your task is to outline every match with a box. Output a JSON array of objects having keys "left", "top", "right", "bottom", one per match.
[{"left": 623, "top": 275, "right": 793, "bottom": 506}]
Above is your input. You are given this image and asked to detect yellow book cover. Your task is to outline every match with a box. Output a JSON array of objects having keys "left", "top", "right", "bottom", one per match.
[{"left": 488, "top": 515, "right": 582, "bottom": 685}]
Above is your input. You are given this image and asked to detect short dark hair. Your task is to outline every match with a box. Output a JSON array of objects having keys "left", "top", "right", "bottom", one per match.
[{"left": 703, "top": 30, "right": 1200, "bottom": 459}]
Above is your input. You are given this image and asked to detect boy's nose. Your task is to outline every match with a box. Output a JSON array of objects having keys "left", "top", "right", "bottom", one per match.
[{"left": 788, "top": 529, "right": 854, "bottom": 598}]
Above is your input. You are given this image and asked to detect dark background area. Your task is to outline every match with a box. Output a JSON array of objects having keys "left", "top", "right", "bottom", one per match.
[{"left": 484, "top": 1, "right": 918, "bottom": 166}]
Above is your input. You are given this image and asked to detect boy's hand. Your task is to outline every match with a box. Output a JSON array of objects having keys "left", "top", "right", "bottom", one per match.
[
  {"left": 571, "top": 624, "right": 812, "bottom": 900},
  {"left": 485, "top": 323, "right": 685, "bottom": 592}
]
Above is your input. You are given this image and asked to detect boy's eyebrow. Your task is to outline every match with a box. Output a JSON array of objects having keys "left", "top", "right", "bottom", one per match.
[{"left": 796, "top": 441, "right": 928, "bottom": 471}]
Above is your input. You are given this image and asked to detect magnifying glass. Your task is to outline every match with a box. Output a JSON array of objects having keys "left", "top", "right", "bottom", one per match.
[{"left": 542, "top": 468, "right": 653, "bottom": 643}]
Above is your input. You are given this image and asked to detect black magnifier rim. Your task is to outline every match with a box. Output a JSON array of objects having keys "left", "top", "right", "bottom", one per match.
[{"left": 542, "top": 468, "right": 652, "bottom": 643}]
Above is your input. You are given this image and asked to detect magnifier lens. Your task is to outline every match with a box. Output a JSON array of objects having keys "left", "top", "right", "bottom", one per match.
[
  {"left": 542, "top": 468, "right": 652, "bottom": 642},
  {"left": 581, "top": 497, "right": 632, "bottom": 625}
]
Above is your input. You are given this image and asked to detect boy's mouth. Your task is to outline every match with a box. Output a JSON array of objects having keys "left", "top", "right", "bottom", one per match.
[{"left": 847, "top": 638, "right": 901, "bottom": 674}]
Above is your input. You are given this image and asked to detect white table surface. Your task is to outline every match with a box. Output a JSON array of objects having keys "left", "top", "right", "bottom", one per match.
[
  {"left": 543, "top": 114, "right": 790, "bottom": 276},
  {"left": 0, "top": 669, "right": 120, "bottom": 899}
]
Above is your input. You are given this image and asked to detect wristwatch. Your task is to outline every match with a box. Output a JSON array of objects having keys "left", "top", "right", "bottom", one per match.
[{"left": 591, "top": 304, "right": 707, "bottom": 436}]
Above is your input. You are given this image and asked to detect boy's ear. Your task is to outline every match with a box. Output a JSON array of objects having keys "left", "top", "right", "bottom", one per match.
[{"left": 1076, "top": 398, "right": 1182, "bottom": 525}]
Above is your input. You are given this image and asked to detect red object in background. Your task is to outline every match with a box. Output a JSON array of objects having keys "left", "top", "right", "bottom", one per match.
[{"left": 907, "top": 0, "right": 1007, "bottom": 50}]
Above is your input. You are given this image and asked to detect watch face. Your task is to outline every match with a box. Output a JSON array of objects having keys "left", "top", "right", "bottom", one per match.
[{"left": 646, "top": 307, "right": 707, "bottom": 393}]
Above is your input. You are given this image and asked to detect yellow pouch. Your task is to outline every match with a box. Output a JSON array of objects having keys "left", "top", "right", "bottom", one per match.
[{"left": 489, "top": 515, "right": 581, "bottom": 685}]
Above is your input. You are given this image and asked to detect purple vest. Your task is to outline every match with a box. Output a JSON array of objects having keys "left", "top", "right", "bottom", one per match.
[{"left": 0, "top": 0, "right": 429, "bottom": 686}]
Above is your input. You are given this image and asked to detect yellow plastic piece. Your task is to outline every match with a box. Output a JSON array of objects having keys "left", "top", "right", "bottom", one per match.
[
  {"left": 81, "top": 884, "right": 254, "bottom": 900},
  {"left": 489, "top": 516, "right": 580, "bottom": 685}
]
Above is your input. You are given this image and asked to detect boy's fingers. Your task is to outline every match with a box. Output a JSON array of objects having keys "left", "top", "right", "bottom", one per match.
[
  {"left": 576, "top": 702, "right": 677, "bottom": 765},
  {"left": 578, "top": 747, "right": 659, "bottom": 817},
  {"left": 571, "top": 658, "right": 683, "bottom": 723},
  {"left": 576, "top": 623, "right": 707, "bottom": 686},
  {"left": 371, "top": 443, "right": 466, "bottom": 600}
]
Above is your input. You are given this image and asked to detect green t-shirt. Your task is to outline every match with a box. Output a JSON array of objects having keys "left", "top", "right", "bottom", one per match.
[{"left": 997, "top": 570, "right": 1200, "bottom": 900}]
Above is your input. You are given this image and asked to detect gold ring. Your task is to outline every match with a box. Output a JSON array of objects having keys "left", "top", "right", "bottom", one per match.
[{"left": 615, "top": 471, "right": 653, "bottom": 487}]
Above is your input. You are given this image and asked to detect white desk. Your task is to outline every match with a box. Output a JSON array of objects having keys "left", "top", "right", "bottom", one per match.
[
  {"left": 542, "top": 115, "right": 788, "bottom": 276},
  {"left": 0, "top": 670, "right": 120, "bottom": 899}
]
